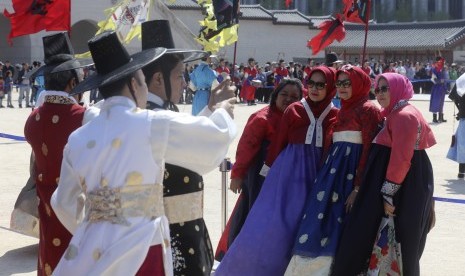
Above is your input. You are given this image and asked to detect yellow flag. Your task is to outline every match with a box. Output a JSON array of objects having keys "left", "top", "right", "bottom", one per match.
[
  {"left": 195, "top": 0, "right": 239, "bottom": 53},
  {"left": 77, "top": 0, "right": 152, "bottom": 56}
]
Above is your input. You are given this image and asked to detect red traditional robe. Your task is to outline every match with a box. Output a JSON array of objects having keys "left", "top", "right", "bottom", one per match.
[
  {"left": 274, "top": 66, "right": 289, "bottom": 87},
  {"left": 231, "top": 105, "right": 283, "bottom": 179},
  {"left": 242, "top": 66, "right": 258, "bottom": 101},
  {"left": 24, "top": 95, "right": 85, "bottom": 276}
]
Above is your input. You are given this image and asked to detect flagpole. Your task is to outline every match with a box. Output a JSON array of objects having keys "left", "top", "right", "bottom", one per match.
[
  {"left": 69, "top": 0, "right": 72, "bottom": 37},
  {"left": 362, "top": 23, "right": 368, "bottom": 63},
  {"left": 361, "top": 0, "right": 372, "bottom": 63}
]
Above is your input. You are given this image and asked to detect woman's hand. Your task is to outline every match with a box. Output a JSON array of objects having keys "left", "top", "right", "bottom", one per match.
[
  {"left": 384, "top": 200, "right": 396, "bottom": 217},
  {"left": 229, "top": 178, "right": 243, "bottom": 194},
  {"left": 345, "top": 189, "right": 358, "bottom": 213}
]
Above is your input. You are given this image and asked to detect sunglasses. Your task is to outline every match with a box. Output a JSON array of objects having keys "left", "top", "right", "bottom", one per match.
[
  {"left": 335, "top": 80, "right": 352, "bottom": 88},
  {"left": 307, "top": 80, "right": 327, "bottom": 90},
  {"left": 374, "top": 86, "right": 389, "bottom": 95}
]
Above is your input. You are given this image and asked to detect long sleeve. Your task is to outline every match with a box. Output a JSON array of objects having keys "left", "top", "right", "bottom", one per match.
[
  {"left": 385, "top": 112, "right": 418, "bottom": 185},
  {"left": 265, "top": 108, "right": 293, "bottom": 166},
  {"left": 354, "top": 103, "right": 382, "bottom": 187},
  {"left": 153, "top": 108, "right": 237, "bottom": 176},
  {"left": 51, "top": 144, "right": 86, "bottom": 234},
  {"left": 231, "top": 108, "right": 271, "bottom": 179}
]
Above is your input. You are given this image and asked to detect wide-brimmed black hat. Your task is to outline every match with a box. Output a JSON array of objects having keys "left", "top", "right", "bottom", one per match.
[
  {"left": 325, "top": 52, "right": 344, "bottom": 66},
  {"left": 142, "top": 20, "right": 207, "bottom": 63},
  {"left": 70, "top": 31, "right": 166, "bottom": 95},
  {"left": 30, "top": 32, "right": 93, "bottom": 78}
]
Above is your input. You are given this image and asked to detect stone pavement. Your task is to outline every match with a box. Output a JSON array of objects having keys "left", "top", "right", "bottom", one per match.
[{"left": 1, "top": 93, "right": 464, "bottom": 276}]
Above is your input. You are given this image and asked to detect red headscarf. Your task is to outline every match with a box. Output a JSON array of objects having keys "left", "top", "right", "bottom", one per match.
[
  {"left": 336, "top": 64, "right": 371, "bottom": 113},
  {"left": 375, "top": 73, "right": 413, "bottom": 117},
  {"left": 307, "top": 66, "right": 337, "bottom": 117}
]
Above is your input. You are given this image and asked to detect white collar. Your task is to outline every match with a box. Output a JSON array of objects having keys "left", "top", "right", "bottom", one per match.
[
  {"left": 101, "top": 96, "right": 136, "bottom": 110},
  {"left": 147, "top": 92, "right": 165, "bottom": 107}
]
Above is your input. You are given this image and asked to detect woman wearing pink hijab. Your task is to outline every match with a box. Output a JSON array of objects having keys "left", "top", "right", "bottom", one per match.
[{"left": 333, "top": 73, "right": 436, "bottom": 276}]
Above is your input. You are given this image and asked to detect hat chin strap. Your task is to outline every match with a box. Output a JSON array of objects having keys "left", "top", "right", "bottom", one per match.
[
  {"left": 127, "top": 79, "right": 139, "bottom": 107},
  {"left": 162, "top": 67, "right": 179, "bottom": 112}
]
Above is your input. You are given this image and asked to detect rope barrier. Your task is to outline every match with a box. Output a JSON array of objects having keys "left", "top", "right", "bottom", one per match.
[
  {"left": 433, "top": 196, "right": 465, "bottom": 204},
  {"left": 0, "top": 133, "right": 26, "bottom": 141}
]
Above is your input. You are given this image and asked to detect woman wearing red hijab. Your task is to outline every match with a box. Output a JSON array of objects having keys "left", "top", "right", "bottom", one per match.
[
  {"left": 216, "top": 67, "right": 338, "bottom": 276},
  {"left": 333, "top": 73, "right": 436, "bottom": 276},
  {"left": 286, "top": 65, "right": 382, "bottom": 275}
]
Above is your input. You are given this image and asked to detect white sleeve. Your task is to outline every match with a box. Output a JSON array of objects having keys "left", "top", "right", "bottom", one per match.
[
  {"left": 152, "top": 109, "right": 236, "bottom": 175},
  {"left": 197, "top": 106, "right": 213, "bottom": 117},
  {"left": 82, "top": 105, "right": 101, "bottom": 124},
  {"left": 51, "top": 144, "right": 86, "bottom": 234}
]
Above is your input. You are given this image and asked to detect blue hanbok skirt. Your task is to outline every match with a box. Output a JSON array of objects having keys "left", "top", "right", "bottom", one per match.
[
  {"left": 285, "top": 141, "right": 362, "bottom": 275},
  {"left": 215, "top": 143, "right": 322, "bottom": 276}
]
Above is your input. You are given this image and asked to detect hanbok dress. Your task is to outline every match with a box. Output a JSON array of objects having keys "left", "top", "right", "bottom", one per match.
[
  {"left": 215, "top": 96, "right": 338, "bottom": 276},
  {"left": 333, "top": 101, "right": 436, "bottom": 276},
  {"left": 24, "top": 91, "right": 98, "bottom": 276},
  {"left": 215, "top": 105, "right": 283, "bottom": 261},
  {"left": 286, "top": 97, "right": 381, "bottom": 276}
]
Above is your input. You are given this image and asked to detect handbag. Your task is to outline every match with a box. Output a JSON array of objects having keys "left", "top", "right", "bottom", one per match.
[{"left": 367, "top": 216, "right": 403, "bottom": 276}]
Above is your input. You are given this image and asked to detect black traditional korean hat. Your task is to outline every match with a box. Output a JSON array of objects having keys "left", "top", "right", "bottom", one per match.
[
  {"left": 141, "top": 20, "right": 207, "bottom": 63},
  {"left": 325, "top": 52, "right": 344, "bottom": 66},
  {"left": 28, "top": 32, "right": 92, "bottom": 78},
  {"left": 70, "top": 31, "right": 166, "bottom": 95}
]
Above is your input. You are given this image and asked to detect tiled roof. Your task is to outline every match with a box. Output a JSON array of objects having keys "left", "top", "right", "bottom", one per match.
[
  {"left": 164, "top": 0, "right": 199, "bottom": 9},
  {"left": 308, "top": 15, "right": 334, "bottom": 28},
  {"left": 239, "top": 5, "right": 272, "bottom": 20},
  {"left": 327, "top": 19, "right": 465, "bottom": 51},
  {"left": 271, "top": 10, "right": 309, "bottom": 25}
]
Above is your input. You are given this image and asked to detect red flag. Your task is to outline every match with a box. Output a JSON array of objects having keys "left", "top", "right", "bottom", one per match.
[
  {"left": 308, "top": 14, "right": 346, "bottom": 55},
  {"left": 285, "top": 0, "right": 293, "bottom": 8},
  {"left": 4, "top": 0, "right": 70, "bottom": 43},
  {"left": 343, "top": 0, "right": 371, "bottom": 24}
]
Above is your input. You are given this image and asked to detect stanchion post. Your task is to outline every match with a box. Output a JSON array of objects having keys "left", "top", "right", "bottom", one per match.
[{"left": 219, "top": 158, "right": 232, "bottom": 232}]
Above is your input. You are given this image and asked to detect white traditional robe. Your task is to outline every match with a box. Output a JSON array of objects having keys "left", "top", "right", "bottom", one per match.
[{"left": 51, "top": 96, "right": 236, "bottom": 276}]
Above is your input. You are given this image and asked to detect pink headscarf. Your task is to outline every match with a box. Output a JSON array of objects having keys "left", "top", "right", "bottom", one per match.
[{"left": 375, "top": 73, "right": 414, "bottom": 117}]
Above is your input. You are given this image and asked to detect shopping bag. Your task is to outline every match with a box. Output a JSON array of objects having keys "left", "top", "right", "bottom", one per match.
[{"left": 367, "top": 216, "right": 403, "bottom": 276}]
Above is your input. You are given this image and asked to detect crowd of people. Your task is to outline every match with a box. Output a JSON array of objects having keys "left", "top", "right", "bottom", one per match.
[{"left": 5, "top": 20, "right": 465, "bottom": 276}]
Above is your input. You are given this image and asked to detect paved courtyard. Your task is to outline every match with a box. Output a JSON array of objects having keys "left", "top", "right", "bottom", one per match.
[{"left": 1, "top": 92, "right": 464, "bottom": 275}]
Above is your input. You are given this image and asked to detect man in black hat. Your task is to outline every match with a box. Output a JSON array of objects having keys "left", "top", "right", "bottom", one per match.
[
  {"left": 22, "top": 32, "right": 99, "bottom": 276},
  {"left": 141, "top": 19, "right": 236, "bottom": 276},
  {"left": 51, "top": 31, "right": 236, "bottom": 275},
  {"left": 325, "top": 52, "right": 344, "bottom": 69}
]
